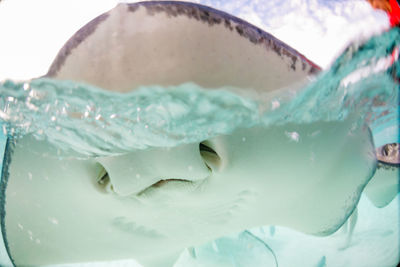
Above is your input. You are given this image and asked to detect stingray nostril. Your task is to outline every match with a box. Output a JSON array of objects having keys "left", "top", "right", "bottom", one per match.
[
  {"left": 95, "top": 163, "right": 114, "bottom": 194},
  {"left": 97, "top": 167, "right": 109, "bottom": 185},
  {"left": 199, "top": 141, "right": 221, "bottom": 171},
  {"left": 199, "top": 142, "right": 217, "bottom": 154}
]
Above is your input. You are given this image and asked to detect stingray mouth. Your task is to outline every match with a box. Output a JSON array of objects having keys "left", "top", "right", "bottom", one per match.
[
  {"left": 135, "top": 178, "right": 196, "bottom": 196},
  {"left": 138, "top": 178, "right": 199, "bottom": 197},
  {"left": 96, "top": 165, "right": 194, "bottom": 195},
  {"left": 151, "top": 178, "right": 191, "bottom": 187}
]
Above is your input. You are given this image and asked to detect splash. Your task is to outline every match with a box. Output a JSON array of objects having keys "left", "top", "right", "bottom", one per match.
[
  {"left": 0, "top": 80, "right": 260, "bottom": 156},
  {"left": 0, "top": 28, "right": 399, "bottom": 158}
]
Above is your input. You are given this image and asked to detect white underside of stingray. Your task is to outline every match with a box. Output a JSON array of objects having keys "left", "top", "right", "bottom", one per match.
[
  {"left": 0, "top": 2, "right": 381, "bottom": 267},
  {"left": 364, "top": 144, "right": 400, "bottom": 208}
]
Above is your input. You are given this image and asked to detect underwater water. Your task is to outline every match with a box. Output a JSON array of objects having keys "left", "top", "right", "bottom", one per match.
[{"left": 0, "top": 27, "right": 399, "bottom": 267}]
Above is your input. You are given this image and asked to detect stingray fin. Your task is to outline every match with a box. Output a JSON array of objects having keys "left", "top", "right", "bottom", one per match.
[{"left": 364, "top": 164, "right": 399, "bottom": 208}]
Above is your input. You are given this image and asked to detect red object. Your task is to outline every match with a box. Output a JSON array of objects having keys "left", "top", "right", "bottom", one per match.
[
  {"left": 389, "top": 0, "right": 400, "bottom": 26},
  {"left": 390, "top": 46, "right": 399, "bottom": 64}
]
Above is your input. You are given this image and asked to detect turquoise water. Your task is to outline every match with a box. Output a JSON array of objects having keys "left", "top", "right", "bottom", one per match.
[{"left": 0, "top": 28, "right": 399, "bottom": 158}]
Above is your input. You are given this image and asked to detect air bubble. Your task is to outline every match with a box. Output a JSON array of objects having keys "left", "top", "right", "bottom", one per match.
[
  {"left": 23, "top": 83, "right": 30, "bottom": 91},
  {"left": 48, "top": 217, "right": 59, "bottom": 225},
  {"left": 271, "top": 100, "right": 280, "bottom": 110},
  {"left": 285, "top": 131, "right": 300, "bottom": 142}
]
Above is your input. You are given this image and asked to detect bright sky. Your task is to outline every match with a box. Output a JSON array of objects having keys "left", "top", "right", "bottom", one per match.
[{"left": 0, "top": 0, "right": 389, "bottom": 81}]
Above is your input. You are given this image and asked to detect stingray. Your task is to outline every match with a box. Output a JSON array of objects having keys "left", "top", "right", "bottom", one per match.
[
  {"left": 364, "top": 143, "right": 400, "bottom": 208},
  {"left": 0, "top": 2, "right": 377, "bottom": 267}
]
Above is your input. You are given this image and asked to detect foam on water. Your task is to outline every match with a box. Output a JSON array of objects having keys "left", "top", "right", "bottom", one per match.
[
  {"left": 0, "top": 80, "right": 260, "bottom": 156},
  {"left": 0, "top": 28, "right": 399, "bottom": 157}
]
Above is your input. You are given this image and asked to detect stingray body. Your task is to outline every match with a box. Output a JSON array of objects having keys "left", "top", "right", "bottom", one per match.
[
  {"left": 46, "top": 1, "right": 319, "bottom": 92},
  {"left": 364, "top": 143, "right": 400, "bottom": 208},
  {"left": 0, "top": 2, "right": 377, "bottom": 267}
]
